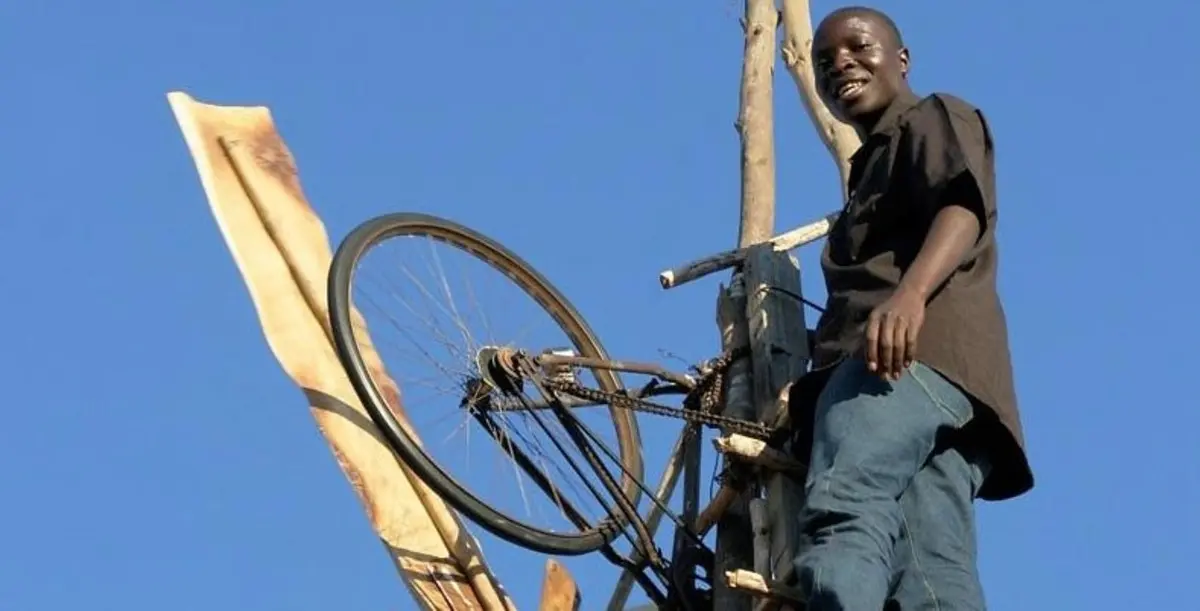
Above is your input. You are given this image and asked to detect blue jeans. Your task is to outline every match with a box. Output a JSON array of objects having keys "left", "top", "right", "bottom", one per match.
[{"left": 794, "top": 358, "right": 989, "bottom": 610}]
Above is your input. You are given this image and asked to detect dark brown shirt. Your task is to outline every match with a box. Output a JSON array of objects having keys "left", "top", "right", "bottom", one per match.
[{"left": 809, "top": 91, "right": 1032, "bottom": 501}]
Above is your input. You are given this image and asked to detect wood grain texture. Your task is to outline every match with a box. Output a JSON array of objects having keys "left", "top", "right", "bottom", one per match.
[
  {"left": 735, "top": 0, "right": 779, "bottom": 248},
  {"left": 167, "top": 91, "right": 514, "bottom": 611}
]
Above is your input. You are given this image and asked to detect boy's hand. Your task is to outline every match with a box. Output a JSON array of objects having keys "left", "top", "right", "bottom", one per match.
[{"left": 865, "top": 287, "right": 926, "bottom": 380}]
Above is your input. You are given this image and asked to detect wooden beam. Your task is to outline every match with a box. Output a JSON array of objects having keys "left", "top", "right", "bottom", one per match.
[
  {"left": 538, "top": 559, "right": 581, "bottom": 611},
  {"left": 167, "top": 91, "right": 513, "bottom": 611}
]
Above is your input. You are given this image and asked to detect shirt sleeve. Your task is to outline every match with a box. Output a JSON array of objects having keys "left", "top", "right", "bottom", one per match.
[{"left": 898, "top": 94, "right": 995, "bottom": 236}]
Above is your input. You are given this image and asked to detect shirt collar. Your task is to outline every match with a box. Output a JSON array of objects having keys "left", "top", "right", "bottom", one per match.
[
  {"left": 869, "top": 88, "right": 920, "bottom": 137},
  {"left": 844, "top": 90, "right": 921, "bottom": 199},
  {"left": 848, "top": 89, "right": 921, "bottom": 168}
]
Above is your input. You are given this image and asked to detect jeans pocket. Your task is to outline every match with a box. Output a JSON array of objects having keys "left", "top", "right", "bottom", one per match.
[{"left": 906, "top": 362, "right": 973, "bottom": 427}]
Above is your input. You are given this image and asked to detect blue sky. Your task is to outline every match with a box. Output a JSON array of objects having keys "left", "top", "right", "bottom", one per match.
[{"left": 1, "top": 0, "right": 1197, "bottom": 609}]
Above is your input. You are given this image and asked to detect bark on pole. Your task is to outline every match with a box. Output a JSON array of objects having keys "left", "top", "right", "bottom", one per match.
[
  {"left": 735, "top": 0, "right": 780, "bottom": 250},
  {"left": 166, "top": 91, "right": 515, "bottom": 611},
  {"left": 715, "top": 0, "right": 779, "bottom": 609}
]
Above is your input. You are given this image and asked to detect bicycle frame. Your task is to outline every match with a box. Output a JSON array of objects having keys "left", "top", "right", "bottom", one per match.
[
  {"left": 472, "top": 347, "right": 730, "bottom": 609},
  {"left": 466, "top": 208, "right": 840, "bottom": 608}
]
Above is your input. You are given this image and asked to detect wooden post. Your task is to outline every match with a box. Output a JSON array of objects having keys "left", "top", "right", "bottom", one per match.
[
  {"left": 714, "top": 0, "right": 778, "bottom": 608},
  {"left": 735, "top": 0, "right": 780, "bottom": 247},
  {"left": 167, "top": 91, "right": 516, "bottom": 611},
  {"left": 718, "top": 0, "right": 863, "bottom": 607},
  {"left": 724, "top": 0, "right": 863, "bottom": 605}
]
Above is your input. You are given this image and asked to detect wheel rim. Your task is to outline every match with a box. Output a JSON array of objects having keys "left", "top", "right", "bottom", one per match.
[{"left": 330, "top": 214, "right": 644, "bottom": 545}]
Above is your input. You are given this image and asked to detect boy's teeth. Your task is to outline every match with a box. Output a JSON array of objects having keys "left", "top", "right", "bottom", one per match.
[{"left": 838, "top": 81, "right": 864, "bottom": 96}]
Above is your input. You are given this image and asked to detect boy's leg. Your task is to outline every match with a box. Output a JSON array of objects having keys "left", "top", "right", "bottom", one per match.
[
  {"left": 794, "top": 357, "right": 974, "bottom": 611},
  {"left": 886, "top": 445, "right": 989, "bottom": 611}
]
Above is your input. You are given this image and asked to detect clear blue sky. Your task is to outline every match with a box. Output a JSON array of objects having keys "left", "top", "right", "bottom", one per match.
[{"left": 1, "top": 0, "right": 1196, "bottom": 609}]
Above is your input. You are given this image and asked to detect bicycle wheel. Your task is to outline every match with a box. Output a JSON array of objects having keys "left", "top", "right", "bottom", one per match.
[{"left": 328, "top": 212, "right": 645, "bottom": 555}]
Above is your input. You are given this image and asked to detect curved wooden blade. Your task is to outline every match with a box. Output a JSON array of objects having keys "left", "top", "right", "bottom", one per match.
[{"left": 166, "top": 90, "right": 514, "bottom": 611}]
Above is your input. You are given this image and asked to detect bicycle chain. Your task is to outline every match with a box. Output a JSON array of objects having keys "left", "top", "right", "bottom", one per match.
[{"left": 541, "top": 348, "right": 776, "bottom": 440}]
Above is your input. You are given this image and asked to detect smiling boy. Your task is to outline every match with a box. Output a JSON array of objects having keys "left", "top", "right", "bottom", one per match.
[{"left": 790, "top": 6, "right": 1033, "bottom": 610}]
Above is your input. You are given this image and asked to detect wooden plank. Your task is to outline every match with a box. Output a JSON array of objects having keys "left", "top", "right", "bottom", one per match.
[
  {"left": 538, "top": 559, "right": 581, "bottom": 611},
  {"left": 743, "top": 246, "right": 810, "bottom": 586},
  {"left": 167, "top": 91, "right": 513, "bottom": 611}
]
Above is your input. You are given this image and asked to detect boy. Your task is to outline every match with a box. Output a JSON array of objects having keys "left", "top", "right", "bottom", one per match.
[{"left": 791, "top": 6, "right": 1033, "bottom": 610}]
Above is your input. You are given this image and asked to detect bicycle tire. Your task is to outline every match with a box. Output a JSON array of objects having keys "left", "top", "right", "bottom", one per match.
[{"left": 328, "top": 211, "right": 645, "bottom": 555}]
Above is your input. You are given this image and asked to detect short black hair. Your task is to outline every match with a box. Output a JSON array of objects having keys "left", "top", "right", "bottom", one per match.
[{"left": 821, "top": 6, "right": 904, "bottom": 48}]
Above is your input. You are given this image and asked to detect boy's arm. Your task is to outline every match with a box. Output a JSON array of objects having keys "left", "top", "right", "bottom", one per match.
[{"left": 866, "top": 96, "right": 995, "bottom": 379}]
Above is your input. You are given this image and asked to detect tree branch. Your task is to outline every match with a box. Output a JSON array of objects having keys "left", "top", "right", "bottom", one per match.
[{"left": 778, "top": 0, "right": 862, "bottom": 197}]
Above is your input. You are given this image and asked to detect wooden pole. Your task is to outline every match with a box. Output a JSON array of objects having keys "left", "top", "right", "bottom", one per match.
[
  {"left": 166, "top": 91, "right": 516, "bottom": 611},
  {"left": 721, "top": 1, "right": 864, "bottom": 607},
  {"left": 718, "top": 1, "right": 863, "bottom": 608},
  {"left": 714, "top": 0, "right": 779, "bottom": 608},
  {"left": 735, "top": 0, "right": 780, "bottom": 248}
]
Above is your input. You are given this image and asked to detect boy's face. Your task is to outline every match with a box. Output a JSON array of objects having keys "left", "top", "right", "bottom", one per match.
[{"left": 812, "top": 12, "right": 910, "bottom": 127}]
